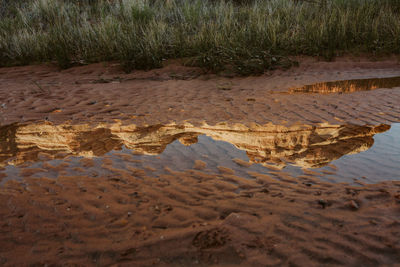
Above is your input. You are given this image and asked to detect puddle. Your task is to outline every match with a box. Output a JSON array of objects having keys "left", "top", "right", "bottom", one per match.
[
  {"left": 0, "top": 121, "right": 399, "bottom": 184},
  {"left": 290, "top": 76, "right": 400, "bottom": 93}
]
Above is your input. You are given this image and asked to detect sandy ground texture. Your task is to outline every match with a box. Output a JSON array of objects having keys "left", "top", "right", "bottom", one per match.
[
  {"left": 0, "top": 56, "right": 400, "bottom": 127},
  {"left": 0, "top": 57, "right": 400, "bottom": 266}
]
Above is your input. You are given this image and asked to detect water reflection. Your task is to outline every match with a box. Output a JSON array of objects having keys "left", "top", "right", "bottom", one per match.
[
  {"left": 290, "top": 76, "right": 400, "bottom": 93},
  {"left": 0, "top": 121, "right": 390, "bottom": 169}
]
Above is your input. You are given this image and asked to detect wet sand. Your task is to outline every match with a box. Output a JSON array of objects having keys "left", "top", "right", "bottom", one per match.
[
  {"left": 1, "top": 57, "right": 400, "bottom": 127},
  {"left": 0, "top": 57, "right": 400, "bottom": 266}
]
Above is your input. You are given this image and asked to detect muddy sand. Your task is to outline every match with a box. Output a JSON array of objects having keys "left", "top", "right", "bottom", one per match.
[{"left": 0, "top": 57, "right": 400, "bottom": 266}]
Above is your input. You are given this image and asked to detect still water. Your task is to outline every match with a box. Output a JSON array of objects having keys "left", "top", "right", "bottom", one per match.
[
  {"left": 0, "top": 121, "right": 399, "bottom": 184},
  {"left": 290, "top": 76, "right": 400, "bottom": 93}
]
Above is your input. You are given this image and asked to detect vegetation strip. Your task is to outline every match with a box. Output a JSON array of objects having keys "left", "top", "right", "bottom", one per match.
[{"left": 1, "top": 0, "right": 400, "bottom": 74}]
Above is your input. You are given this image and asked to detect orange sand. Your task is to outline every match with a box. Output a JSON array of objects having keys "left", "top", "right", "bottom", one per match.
[{"left": 0, "top": 57, "right": 400, "bottom": 266}]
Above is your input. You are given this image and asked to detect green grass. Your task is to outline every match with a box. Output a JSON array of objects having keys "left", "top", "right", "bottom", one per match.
[{"left": 1, "top": 0, "right": 400, "bottom": 75}]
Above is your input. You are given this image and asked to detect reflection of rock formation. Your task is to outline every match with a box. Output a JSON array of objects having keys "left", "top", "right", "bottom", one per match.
[
  {"left": 0, "top": 123, "right": 123, "bottom": 167},
  {"left": 290, "top": 76, "right": 400, "bottom": 93},
  {"left": 0, "top": 121, "right": 390, "bottom": 169},
  {"left": 189, "top": 123, "right": 390, "bottom": 169},
  {"left": 243, "top": 124, "right": 390, "bottom": 168}
]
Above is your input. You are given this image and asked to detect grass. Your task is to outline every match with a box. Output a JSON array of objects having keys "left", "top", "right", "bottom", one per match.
[{"left": 0, "top": 0, "right": 400, "bottom": 75}]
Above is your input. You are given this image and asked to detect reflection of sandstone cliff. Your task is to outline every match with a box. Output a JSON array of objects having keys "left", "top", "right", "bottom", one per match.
[
  {"left": 243, "top": 124, "right": 390, "bottom": 168},
  {"left": 0, "top": 123, "right": 122, "bottom": 167},
  {"left": 186, "top": 123, "right": 390, "bottom": 169},
  {"left": 290, "top": 76, "right": 400, "bottom": 93},
  {"left": 0, "top": 121, "right": 390, "bottom": 169}
]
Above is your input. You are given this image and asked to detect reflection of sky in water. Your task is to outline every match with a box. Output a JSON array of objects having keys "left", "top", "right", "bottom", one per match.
[
  {"left": 313, "top": 123, "right": 400, "bottom": 183},
  {"left": 1, "top": 124, "right": 400, "bottom": 185}
]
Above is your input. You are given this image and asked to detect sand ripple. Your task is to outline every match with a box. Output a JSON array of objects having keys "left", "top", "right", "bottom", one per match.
[{"left": 1, "top": 58, "right": 400, "bottom": 265}]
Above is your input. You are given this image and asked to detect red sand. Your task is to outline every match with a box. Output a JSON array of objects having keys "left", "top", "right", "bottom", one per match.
[{"left": 0, "top": 57, "right": 400, "bottom": 266}]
